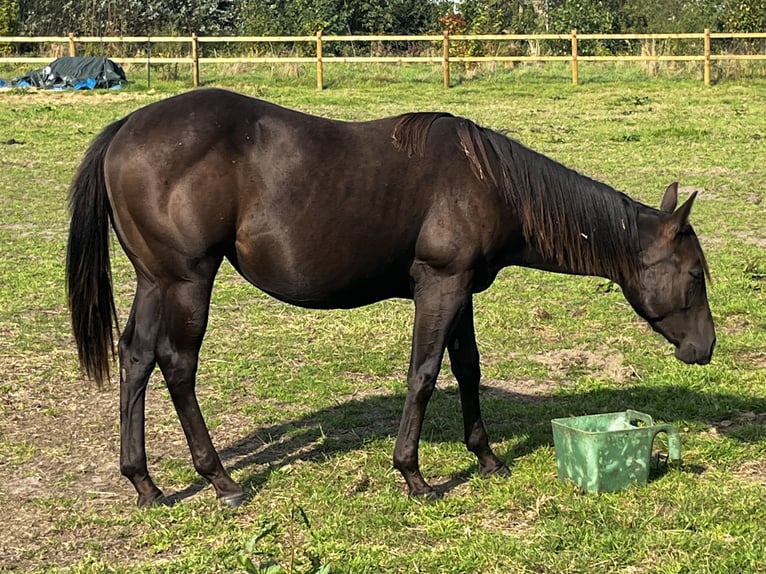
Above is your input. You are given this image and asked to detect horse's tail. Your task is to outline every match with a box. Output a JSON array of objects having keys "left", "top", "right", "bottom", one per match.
[{"left": 66, "top": 117, "right": 127, "bottom": 386}]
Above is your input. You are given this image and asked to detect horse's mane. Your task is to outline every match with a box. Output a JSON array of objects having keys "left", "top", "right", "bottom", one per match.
[
  {"left": 391, "top": 112, "right": 644, "bottom": 283},
  {"left": 391, "top": 112, "right": 454, "bottom": 157}
]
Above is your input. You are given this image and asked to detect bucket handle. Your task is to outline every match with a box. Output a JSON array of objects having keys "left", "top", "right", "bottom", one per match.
[{"left": 650, "top": 424, "right": 682, "bottom": 463}]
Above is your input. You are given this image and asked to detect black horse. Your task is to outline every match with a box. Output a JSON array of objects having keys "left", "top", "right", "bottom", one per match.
[{"left": 67, "top": 88, "right": 715, "bottom": 507}]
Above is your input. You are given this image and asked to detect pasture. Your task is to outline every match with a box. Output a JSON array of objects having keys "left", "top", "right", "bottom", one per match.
[{"left": 0, "top": 65, "right": 764, "bottom": 573}]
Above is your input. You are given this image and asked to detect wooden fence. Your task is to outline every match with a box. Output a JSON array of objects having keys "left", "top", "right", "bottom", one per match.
[{"left": 2, "top": 30, "right": 766, "bottom": 88}]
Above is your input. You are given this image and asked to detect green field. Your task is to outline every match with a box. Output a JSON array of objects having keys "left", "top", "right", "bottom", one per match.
[{"left": 0, "top": 64, "right": 764, "bottom": 573}]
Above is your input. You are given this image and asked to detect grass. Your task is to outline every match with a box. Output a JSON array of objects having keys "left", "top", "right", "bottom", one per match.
[{"left": 0, "top": 64, "right": 765, "bottom": 573}]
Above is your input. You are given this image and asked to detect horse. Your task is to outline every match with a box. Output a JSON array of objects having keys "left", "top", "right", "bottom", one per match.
[{"left": 66, "top": 88, "right": 715, "bottom": 507}]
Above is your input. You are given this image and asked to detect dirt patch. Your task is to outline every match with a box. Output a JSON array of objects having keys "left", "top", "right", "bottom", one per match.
[
  {"left": 529, "top": 347, "right": 634, "bottom": 383},
  {"left": 0, "top": 353, "right": 188, "bottom": 571},
  {"left": 481, "top": 377, "right": 560, "bottom": 403},
  {"left": 0, "top": 221, "right": 64, "bottom": 239},
  {"left": 468, "top": 347, "right": 633, "bottom": 402},
  {"left": 732, "top": 230, "right": 766, "bottom": 248},
  {"left": 700, "top": 412, "right": 766, "bottom": 441},
  {"left": 744, "top": 352, "right": 766, "bottom": 369},
  {"left": 746, "top": 192, "right": 762, "bottom": 205},
  {"left": 680, "top": 166, "right": 733, "bottom": 180},
  {"left": 0, "top": 497, "right": 146, "bottom": 571},
  {"left": 678, "top": 184, "right": 704, "bottom": 197},
  {"left": 735, "top": 459, "right": 766, "bottom": 487},
  {"left": 718, "top": 313, "right": 752, "bottom": 336},
  {"left": 0, "top": 90, "right": 154, "bottom": 106},
  {"left": 715, "top": 411, "right": 766, "bottom": 429}
]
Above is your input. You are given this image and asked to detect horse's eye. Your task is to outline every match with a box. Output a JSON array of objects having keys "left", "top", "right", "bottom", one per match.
[{"left": 689, "top": 268, "right": 703, "bottom": 281}]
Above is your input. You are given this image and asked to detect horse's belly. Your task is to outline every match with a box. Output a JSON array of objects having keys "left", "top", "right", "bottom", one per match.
[{"left": 232, "top": 230, "right": 412, "bottom": 309}]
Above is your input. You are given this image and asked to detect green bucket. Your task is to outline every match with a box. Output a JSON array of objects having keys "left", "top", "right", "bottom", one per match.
[{"left": 551, "top": 410, "right": 681, "bottom": 493}]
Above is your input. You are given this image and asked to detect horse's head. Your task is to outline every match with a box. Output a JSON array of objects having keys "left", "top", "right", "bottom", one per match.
[{"left": 623, "top": 183, "right": 716, "bottom": 365}]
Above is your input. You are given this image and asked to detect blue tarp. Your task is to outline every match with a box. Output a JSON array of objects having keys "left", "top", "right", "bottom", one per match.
[{"left": 11, "top": 56, "right": 127, "bottom": 90}]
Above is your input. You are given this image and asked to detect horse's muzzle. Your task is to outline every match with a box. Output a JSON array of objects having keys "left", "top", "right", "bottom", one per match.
[{"left": 675, "top": 336, "right": 715, "bottom": 365}]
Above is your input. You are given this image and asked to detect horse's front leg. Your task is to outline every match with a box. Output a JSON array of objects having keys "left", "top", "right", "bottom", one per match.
[
  {"left": 393, "top": 267, "right": 472, "bottom": 497},
  {"left": 447, "top": 299, "right": 509, "bottom": 478}
]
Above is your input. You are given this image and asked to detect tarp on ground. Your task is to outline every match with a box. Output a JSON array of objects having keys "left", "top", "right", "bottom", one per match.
[{"left": 12, "top": 56, "right": 127, "bottom": 90}]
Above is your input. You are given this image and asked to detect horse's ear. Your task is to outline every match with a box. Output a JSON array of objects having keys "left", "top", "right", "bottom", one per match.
[
  {"left": 660, "top": 182, "right": 679, "bottom": 212},
  {"left": 665, "top": 190, "right": 698, "bottom": 237}
]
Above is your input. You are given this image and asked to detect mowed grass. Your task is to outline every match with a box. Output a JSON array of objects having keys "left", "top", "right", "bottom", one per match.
[{"left": 0, "top": 63, "right": 764, "bottom": 573}]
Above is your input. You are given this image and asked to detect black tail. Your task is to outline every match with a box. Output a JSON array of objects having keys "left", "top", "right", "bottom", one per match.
[{"left": 66, "top": 118, "right": 127, "bottom": 386}]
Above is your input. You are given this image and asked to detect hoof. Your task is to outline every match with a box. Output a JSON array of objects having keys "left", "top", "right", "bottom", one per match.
[
  {"left": 410, "top": 488, "right": 442, "bottom": 501},
  {"left": 480, "top": 463, "right": 511, "bottom": 478},
  {"left": 422, "top": 489, "right": 443, "bottom": 501},
  {"left": 219, "top": 491, "right": 249, "bottom": 508},
  {"left": 137, "top": 490, "right": 168, "bottom": 508}
]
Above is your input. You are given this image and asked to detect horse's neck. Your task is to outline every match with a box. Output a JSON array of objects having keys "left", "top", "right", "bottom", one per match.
[
  {"left": 507, "top": 173, "right": 642, "bottom": 285},
  {"left": 516, "top": 241, "right": 611, "bottom": 279}
]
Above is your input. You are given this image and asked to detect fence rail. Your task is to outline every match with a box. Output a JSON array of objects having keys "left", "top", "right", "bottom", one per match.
[{"left": 2, "top": 30, "right": 766, "bottom": 88}]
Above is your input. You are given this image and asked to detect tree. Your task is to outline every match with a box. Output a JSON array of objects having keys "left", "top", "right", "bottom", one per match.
[
  {"left": 721, "top": 0, "right": 766, "bottom": 33},
  {"left": 17, "top": 0, "right": 239, "bottom": 36},
  {"left": 238, "top": 0, "right": 450, "bottom": 36},
  {"left": 546, "top": 0, "right": 622, "bottom": 34},
  {"left": 0, "top": 0, "right": 19, "bottom": 36},
  {"left": 619, "top": 0, "right": 722, "bottom": 33}
]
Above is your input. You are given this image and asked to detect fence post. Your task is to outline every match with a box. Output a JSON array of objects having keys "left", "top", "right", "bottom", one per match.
[
  {"left": 316, "top": 30, "right": 323, "bottom": 90},
  {"left": 443, "top": 29, "right": 450, "bottom": 88},
  {"left": 191, "top": 33, "right": 200, "bottom": 87},
  {"left": 68, "top": 33, "right": 75, "bottom": 57},
  {"left": 146, "top": 37, "right": 151, "bottom": 88},
  {"left": 571, "top": 29, "right": 579, "bottom": 85},
  {"left": 703, "top": 28, "right": 711, "bottom": 85}
]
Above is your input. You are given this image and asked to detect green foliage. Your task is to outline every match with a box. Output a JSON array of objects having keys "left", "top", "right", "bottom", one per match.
[
  {"left": 722, "top": 0, "right": 766, "bottom": 33},
  {"left": 618, "top": 0, "right": 719, "bottom": 33},
  {"left": 453, "top": 0, "right": 512, "bottom": 34},
  {"left": 0, "top": 0, "right": 19, "bottom": 36},
  {"left": 18, "top": 0, "right": 239, "bottom": 35},
  {"left": 548, "top": 0, "right": 618, "bottom": 34},
  {"left": 0, "top": 0, "right": 19, "bottom": 56},
  {"left": 9, "top": 0, "right": 766, "bottom": 62},
  {"left": 238, "top": 0, "right": 451, "bottom": 36},
  {"left": 238, "top": 505, "right": 331, "bottom": 574}
]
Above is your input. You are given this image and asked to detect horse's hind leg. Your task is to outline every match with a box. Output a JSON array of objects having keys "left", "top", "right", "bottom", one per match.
[
  {"left": 155, "top": 274, "right": 246, "bottom": 507},
  {"left": 119, "top": 279, "right": 164, "bottom": 507},
  {"left": 447, "top": 300, "right": 508, "bottom": 478}
]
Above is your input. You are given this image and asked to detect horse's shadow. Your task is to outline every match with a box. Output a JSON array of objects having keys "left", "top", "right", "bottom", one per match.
[{"left": 165, "top": 382, "right": 766, "bottom": 504}]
